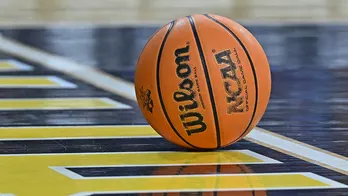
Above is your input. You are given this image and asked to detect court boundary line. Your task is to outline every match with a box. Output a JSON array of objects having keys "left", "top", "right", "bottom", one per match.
[
  {"left": 252, "top": 127, "right": 348, "bottom": 161},
  {"left": 0, "top": 34, "right": 347, "bottom": 176},
  {"left": 246, "top": 127, "right": 348, "bottom": 175},
  {"left": 67, "top": 171, "right": 348, "bottom": 196}
]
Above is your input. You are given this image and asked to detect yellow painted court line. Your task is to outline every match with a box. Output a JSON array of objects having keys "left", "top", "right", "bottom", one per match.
[
  {"left": 2, "top": 124, "right": 346, "bottom": 175},
  {"left": 65, "top": 173, "right": 348, "bottom": 194},
  {"left": 0, "top": 33, "right": 347, "bottom": 175},
  {"left": 0, "top": 98, "right": 131, "bottom": 110},
  {"left": 0, "top": 150, "right": 281, "bottom": 165},
  {"left": 0, "top": 76, "right": 76, "bottom": 88},
  {"left": 0, "top": 151, "right": 345, "bottom": 195},
  {"left": 1, "top": 124, "right": 347, "bottom": 175},
  {"left": 0, "top": 59, "right": 33, "bottom": 71},
  {"left": 0, "top": 125, "right": 158, "bottom": 140}
]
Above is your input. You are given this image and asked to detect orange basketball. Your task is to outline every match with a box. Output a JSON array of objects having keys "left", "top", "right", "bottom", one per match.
[{"left": 134, "top": 14, "right": 271, "bottom": 150}]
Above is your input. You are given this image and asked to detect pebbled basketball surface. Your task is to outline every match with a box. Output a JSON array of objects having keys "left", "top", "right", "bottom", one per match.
[{"left": 135, "top": 14, "right": 271, "bottom": 149}]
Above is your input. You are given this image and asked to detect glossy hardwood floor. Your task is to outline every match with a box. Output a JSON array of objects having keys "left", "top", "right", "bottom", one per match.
[{"left": 0, "top": 1, "right": 347, "bottom": 195}]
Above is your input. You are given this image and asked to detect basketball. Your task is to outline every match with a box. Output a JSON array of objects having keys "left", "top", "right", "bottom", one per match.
[{"left": 134, "top": 14, "right": 271, "bottom": 150}]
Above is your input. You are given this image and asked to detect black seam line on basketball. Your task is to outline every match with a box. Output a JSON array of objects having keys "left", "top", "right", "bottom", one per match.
[
  {"left": 156, "top": 21, "right": 201, "bottom": 149},
  {"left": 187, "top": 15, "right": 221, "bottom": 148},
  {"left": 204, "top": 14, "right": 258, "bottom": 143}
]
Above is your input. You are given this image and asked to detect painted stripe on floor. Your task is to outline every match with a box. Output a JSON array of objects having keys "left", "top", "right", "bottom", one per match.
[
  {"left": 0, "top": 150, "right": 345, "bottom": 195},
  {"left": 0, "top": 59, "right": 33, "bottom": 72},
  {"left": 0, "top": 124, "right": 347, "bottom": 175},
  {"left": 0, "top": 97, "right": 131, "bottom": 110},
  {"left": 245, "top": 127, "right": 348, "bottom": 175},
  {"left": 65, "top": 172, "right": 347, "bottom": 193},
  {"left": 0, "top": 125, "right": 158, "bottom": 140},
  {"left": 0, "top": 76, "right": 76, "bottom": 88},
  {"left": 0, "top": 150, "right": 280, "bottom": 165}
]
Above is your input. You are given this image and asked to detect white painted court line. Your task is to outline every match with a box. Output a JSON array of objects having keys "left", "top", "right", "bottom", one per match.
[
  {"left": 0, "top": 34, "right": 347, "bottom": 176},
  {"left": 0, "top": 36, "right": 135, "bottom": 100},
  {"left": 50, "top": 166, "right": 84, "bottom": 179},
  {"left": 245, "top": 127, "right": 348, "bottom": 175}
]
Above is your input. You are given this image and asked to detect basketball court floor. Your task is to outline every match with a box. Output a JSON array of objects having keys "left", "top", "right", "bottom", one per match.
[{"left": 0, "top": 19, "right": 347, "bottom": 196}]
